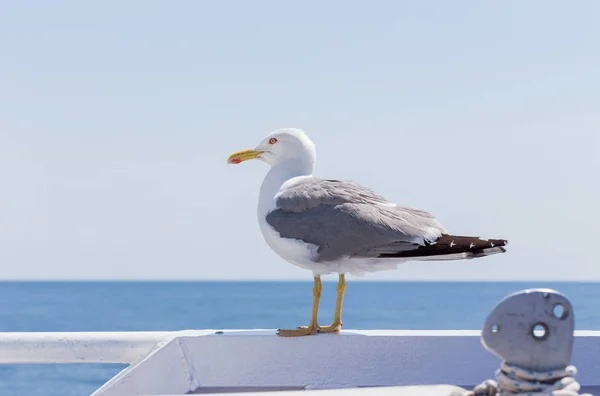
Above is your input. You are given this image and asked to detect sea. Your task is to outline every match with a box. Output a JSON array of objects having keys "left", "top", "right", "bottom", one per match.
[{"left": 0, "top": 281, "right": 598, "bottom": 396}]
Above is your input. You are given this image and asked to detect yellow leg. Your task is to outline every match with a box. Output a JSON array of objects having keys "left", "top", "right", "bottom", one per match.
[
  {"left": 318, "top": 274, "right": 346, "bottom": 333},
  {"left": 277, "top": 276, "right": 322, "bottom": 337}
]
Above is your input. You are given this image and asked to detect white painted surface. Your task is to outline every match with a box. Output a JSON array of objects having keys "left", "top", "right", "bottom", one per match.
[
  {"left": 1, "top": 330, "right": 598, "bottom": 395},
  {"left": 86, "top": 330, "right": 600, "bottom": 396},
  {"left": 0, "top": 329, "right": 483, "bottom": 365}
]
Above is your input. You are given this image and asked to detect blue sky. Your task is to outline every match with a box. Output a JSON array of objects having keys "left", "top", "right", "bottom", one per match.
[{"left": 1, "top": 1, "right": 598, "bottom": 280}]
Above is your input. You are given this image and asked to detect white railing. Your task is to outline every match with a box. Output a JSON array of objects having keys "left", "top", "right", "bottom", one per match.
[
  {"left": 1, "top": 329, "right": 598, "bottom": 365},
  {"left": 0, "top": 329, "right": 212, "bottom": 364},
  {"left": 1, "top": 330, "right": 598, "bottom": 396}
]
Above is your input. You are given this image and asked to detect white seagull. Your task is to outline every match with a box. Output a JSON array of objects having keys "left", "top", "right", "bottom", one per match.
[{"left": 227, "top": 128, "right": 507, "bottom": 337}]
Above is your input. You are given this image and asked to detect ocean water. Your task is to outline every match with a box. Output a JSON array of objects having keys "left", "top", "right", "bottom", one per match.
[{"left": 0, "top": 281, "right": 598, "bottom": 396}]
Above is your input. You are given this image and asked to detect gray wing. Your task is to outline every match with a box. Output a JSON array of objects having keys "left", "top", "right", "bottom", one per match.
[{"left": 265, "top": 178, "right": 449, "bottom": 262}]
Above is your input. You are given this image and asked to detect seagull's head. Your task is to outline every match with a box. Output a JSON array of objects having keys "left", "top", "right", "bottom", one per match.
[{"left": 227, "top": 128, "right": 316, "bottom": 167}]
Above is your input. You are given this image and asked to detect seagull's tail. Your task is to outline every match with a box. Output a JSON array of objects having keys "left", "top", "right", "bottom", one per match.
[{"left": 377, "top": 235, "right": 507, "bottom": 261}]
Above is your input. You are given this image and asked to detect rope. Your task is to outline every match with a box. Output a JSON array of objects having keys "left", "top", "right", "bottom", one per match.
[{"left": 459, "top": 362, "right": 593, "bottom": 396}]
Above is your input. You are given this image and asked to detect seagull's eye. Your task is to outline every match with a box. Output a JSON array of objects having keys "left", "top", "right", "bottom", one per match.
[{"left": 269, "top": 138, "right": 278, "bottom": 144}]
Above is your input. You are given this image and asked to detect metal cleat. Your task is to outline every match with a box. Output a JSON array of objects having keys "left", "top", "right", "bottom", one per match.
[
  {"left": 458, "top": 288, "right": 592, "bottom": 396},
  {"left": 481, "top": 288, "right": 574, "bottom": 372}
]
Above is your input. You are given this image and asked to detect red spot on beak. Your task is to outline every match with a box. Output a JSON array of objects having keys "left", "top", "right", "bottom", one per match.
[{"left": 229, "top": 158, "right": 242, "bottom": 164}]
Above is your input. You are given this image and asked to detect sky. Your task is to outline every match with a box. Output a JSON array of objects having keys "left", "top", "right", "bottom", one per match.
[{"left": 0, "top": 1, "right": 598, "bottom": 281}]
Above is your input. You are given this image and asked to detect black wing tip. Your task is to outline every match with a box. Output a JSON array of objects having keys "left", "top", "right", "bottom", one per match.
[{"left": 377, "top": 234, "right": 508, "bottom": 259}]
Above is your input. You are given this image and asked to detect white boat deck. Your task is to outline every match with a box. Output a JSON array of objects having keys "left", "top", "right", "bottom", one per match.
[{"left": 1, "top": 329, "right": 598, "bottom": 395}]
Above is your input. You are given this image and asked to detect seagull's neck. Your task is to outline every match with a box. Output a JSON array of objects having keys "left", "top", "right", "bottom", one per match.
[{"left": 258, "top": 157, "right": 314, "bottom": 216}]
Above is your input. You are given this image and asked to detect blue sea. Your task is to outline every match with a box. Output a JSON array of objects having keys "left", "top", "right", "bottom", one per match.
[{"left": 0, "top": 281, "right": 598, "bottom": 396}]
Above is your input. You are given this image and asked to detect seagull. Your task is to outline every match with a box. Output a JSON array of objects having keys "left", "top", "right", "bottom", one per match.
[{"left": 227, "top": 128, "right": 507, "bottom": 337}]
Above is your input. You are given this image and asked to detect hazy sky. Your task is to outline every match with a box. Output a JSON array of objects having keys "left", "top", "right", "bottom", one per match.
[{"left": 1, "top": 1, "right": 598, "bottom": 280}]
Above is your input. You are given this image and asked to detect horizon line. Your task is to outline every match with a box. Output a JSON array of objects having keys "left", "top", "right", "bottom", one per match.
[{"left": 0, "top": 279, "right": 598, "bottom": 283}]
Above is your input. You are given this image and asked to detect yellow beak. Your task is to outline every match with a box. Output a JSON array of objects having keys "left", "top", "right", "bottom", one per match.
[{"left": 227, "top": 148, "right": 264, "bottom": 164}]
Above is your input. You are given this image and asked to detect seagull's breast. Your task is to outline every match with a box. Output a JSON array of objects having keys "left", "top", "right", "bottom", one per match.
[
  {"left": 256, "top": 171, "right": 323, "bottom": 272},
  {"left": 258, "top": 216, "right": 320, "bottom": 270}
]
